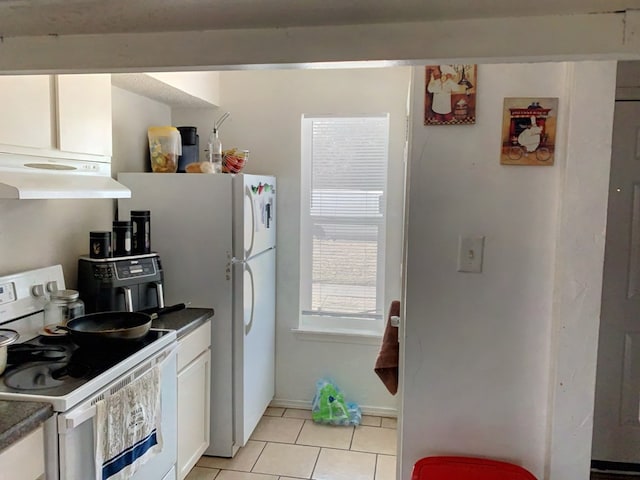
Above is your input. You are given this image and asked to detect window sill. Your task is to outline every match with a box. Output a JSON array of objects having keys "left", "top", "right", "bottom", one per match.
[{"left": 291, "top": 327, "right": 383, "bottom": 345}]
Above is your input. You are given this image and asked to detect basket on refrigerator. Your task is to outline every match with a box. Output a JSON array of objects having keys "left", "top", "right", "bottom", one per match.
[{"left": 222, "top": 149, "right": 249, "bottom": 173}]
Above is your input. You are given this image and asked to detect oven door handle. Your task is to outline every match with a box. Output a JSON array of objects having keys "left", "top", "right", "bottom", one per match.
[
  {"left": 61, "top": 404, "right": 97, "bottom": 431},
  {"left": 58, "top": 343, "right": 177, "bottom": 433}
]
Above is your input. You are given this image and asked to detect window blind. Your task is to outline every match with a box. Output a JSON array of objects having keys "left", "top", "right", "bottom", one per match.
[{"left": 301, "top": 115, "right": 389, "bottom": 322}]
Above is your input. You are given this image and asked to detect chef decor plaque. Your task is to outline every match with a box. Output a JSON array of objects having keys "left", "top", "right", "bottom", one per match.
[
  {"left": 424, "top": 64, "right": 477, "bottom": 126},
  {"left": 501, "top": 97, "right": 558, "bottom": 166}
]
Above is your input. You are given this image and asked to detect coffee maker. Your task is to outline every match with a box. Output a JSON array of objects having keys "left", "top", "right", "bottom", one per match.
[
  {"left": 177, "top": 126, "right": 199, "bottom": 172},
  {"left": 77, "top": 253, "right": 165, "bottom": 313}
]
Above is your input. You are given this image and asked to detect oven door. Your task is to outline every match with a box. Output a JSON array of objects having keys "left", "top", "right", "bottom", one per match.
[{"left": 55, "top": 346, "right": 177, "bottom": 480}]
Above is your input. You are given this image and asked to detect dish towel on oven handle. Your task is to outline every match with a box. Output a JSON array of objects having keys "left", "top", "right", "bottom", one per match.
[{"left": 94, "top": 365, "right": 162, "bottom": 480}]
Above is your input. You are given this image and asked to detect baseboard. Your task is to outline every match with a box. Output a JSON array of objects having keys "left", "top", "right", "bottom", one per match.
[
  {"left": 592, "top": 460, "right": 640, "bottom": 474},
  {"left": 270, "top": 398, "right": 398, "bottom": 418}
]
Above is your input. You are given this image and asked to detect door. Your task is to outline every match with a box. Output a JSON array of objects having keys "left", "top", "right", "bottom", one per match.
[
  {"left": 0, "top": 75, "right": 52, "bottom": 150},
  {"left": 57, "top": 74, "right": 112, "bottom": 156},
  {"left": 177, "top": 350, "right": 210, "bottom": 480},
  {"left": 233, "top": 248, "right": 276, "bottom": 446},
  {"left": 593, "top": 101, "right": 640, "bottom": 465},
  {"left": 234, "top": 174, "right": 276, "bottom": 259}
]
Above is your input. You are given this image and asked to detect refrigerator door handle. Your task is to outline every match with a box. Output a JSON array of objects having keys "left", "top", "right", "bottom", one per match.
[
  {"left": 244, "top": 262, "right": 256, "bottom": 335},
  {"left": 245, "top": 186, "right": 256, "bottom": 259}
]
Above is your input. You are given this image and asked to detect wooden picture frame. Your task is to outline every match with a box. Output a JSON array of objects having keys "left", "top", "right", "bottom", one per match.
[
  {"left": 500, "top": 97, "right": 558, "bottom": 166},
  {"left": 424, "top": 64, "right": 477, "bottom": 125}
]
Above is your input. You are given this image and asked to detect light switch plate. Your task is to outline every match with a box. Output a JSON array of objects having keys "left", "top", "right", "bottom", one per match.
[{"left": 457, "top": 235, "right": 485, "bottom": 273}]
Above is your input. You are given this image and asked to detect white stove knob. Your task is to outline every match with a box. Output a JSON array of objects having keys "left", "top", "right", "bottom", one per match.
[
  {"left": 31, "top": 284, "right": 45, "bottom": 297},
  {"left": 46, "top": 281, "right": 59, "bottom": 293}
]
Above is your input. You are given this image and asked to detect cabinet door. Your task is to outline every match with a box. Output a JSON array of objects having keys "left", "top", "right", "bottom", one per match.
[
  {"left": 56, "top": 74, "right": 112, "bottom": 157},
  {"left": 177, "top": 349, "right": 211, "bottom": 480},
  {"left": 0, "top": 75, "right": 52, "bottom": 150}
]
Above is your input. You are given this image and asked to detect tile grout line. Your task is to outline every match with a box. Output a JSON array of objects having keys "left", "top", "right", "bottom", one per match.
[
  {"left": 197, "top": 412, "right": 395, "bottom": 480},
  {"left": 249, "top": 439, "right": 269, "bottom": 473},
  {"left": 293, "top": 419, "right": 306, "bottom": 444},
  {"left": 310, "top": 445, "right": 322, "bottom": 480},
  {"left": 373, "top": 453, "right": 379, "bottom": 480},
  {"left": 349, "top": 423, "right": 356, "bottom": 451}
]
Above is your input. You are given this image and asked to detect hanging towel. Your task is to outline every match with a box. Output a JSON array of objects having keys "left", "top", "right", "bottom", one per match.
[
  {"left": 375, "top": 300, "right": 400, "bottom": 395},
  {"left": 94, "top": 365, "right": 163, "bottom": 480}
]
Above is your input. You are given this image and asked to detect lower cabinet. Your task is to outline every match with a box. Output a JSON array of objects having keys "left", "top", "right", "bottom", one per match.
[
  {"left": 0, "top": 426, "right": 45, "bottom": 480},
  {"left": 177, "top": 321, "right": 211, "bottom": 480}
]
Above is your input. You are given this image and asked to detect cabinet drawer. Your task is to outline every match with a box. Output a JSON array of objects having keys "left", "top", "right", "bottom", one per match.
[{"left": 177, "top": 320, "right": 211, "bottom": 372}]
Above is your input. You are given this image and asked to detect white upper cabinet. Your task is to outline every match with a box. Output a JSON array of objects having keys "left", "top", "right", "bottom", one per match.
[
  {"left": 57, "top": 74, "right": 113, "bottom": 157},
  {"left": 0, "top": 74, "right": 112, "bottom": 160},
  {"left": 0, "top": 75, "right": 53, "bottom": 150}
]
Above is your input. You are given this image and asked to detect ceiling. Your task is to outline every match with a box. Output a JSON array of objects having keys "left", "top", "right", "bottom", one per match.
[{"left": 0, "top": 0, "right": 638, "bottom": 37}]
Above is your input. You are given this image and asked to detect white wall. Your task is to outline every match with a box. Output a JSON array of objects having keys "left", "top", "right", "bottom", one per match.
[
  {"left": 193, "top": 67, "right": 410, "bottom": 412},
  {"left": 401, "top": 62, "right": 615, "bottom": 480},
  {"left": 148, "top": 72, "right": 221, "bottom": 106},
  {"left": 111, "top": 85, "right": 172, "bottom": 174},
  {"left": 0, "top": 197, "right": 112, "bottom": 286},
  {"left": 546, "top": 61, "right": 616, "bottom": 480}
]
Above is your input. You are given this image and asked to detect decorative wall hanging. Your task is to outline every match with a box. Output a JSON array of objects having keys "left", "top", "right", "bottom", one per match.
[
  {"left": 424, "top": 64, "right": 477, "bottom": 125},
  {"left": 501, "top": 97, "right": 558, "bottom": 166}
]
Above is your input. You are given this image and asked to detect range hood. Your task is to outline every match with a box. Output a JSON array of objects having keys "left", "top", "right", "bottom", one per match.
[{"left": 0, "top": 153, "right": 131, "bottom": 200}]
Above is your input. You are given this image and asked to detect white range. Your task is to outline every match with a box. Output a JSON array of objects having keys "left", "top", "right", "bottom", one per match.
[{"left": 0, "top": 265, "right": 178, "bottom": 480}]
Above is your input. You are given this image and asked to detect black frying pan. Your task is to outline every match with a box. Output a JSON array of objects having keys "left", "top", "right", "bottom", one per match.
[{"left": 64, "top": 311, "right": 153, "bottom": 348}]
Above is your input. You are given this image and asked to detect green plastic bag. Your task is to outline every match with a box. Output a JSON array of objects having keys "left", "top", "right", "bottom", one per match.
[{"left": 311, "top": 379, "right": 360, "bottom": 426}]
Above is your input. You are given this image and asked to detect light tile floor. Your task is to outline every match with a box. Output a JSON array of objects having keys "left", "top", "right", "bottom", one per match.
[{"left": 187, "top": 407, "right": 397, "bottom": 480}]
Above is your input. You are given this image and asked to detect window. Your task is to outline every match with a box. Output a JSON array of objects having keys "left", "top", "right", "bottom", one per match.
[{"left": 300, "top": 114, "right": 389, "bottom": 334}]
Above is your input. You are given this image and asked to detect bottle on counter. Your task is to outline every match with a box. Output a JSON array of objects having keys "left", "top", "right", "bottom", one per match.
[
  {"left": 207, "top": 128, "right": 223, "bottom": 174},
  {"left": 205, "top": 112, "right": 230, "bottom": 174}
]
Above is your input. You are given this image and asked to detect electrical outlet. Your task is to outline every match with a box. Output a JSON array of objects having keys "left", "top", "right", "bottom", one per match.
[{"left": 457, "top": 235, "right": 485, "bottom": 273}]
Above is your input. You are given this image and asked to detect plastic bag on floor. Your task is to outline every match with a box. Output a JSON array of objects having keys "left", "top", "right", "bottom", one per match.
[{"left": 311, "top": 378, "right": 361, "bottom": 426}]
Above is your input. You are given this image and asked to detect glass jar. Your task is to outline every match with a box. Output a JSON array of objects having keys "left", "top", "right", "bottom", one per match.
[
  {"left": 43, "top": 289, "right": 85, "bottom": 326},
  {"left": 131, "top": 210, "right": 151, "bottom": 254},
  {"left": 113, "top": 220, "right": 132, "bottom": 257},
  {"left": 90, "top": 231, "right": 112, "bottom": 259}
]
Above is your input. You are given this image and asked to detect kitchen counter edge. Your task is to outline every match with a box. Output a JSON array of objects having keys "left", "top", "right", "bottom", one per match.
[
  {"left": 0, "top": 400, "right": 53, "bottom": 453},
  {"left": 151, "top": 307, "right": 214, "bottom": 339}
]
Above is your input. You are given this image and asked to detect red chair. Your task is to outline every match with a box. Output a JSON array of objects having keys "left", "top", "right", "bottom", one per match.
[{"left": 411, "top": 456, "right": 537, "bottom": 480}]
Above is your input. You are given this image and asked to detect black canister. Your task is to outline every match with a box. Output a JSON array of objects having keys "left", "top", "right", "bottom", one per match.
[
  {"left": 112, "top": 221, "right": 132, "bottom": 257},
  {"left": 177, "top": 126, "right": 197, "bottom": 145},
  {"left": 89, "top": 231, "right": 111, "bottom": 258},
  {"left": 131, "top": 210, "right": 151, "bottom": 254}
]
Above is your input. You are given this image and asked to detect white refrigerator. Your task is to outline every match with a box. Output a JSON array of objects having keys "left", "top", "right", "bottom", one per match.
[{"left": 118, "top": 172, "right": 276, "bottom": 457}]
